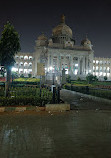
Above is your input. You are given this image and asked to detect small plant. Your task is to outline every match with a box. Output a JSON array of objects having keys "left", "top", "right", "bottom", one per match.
[
  {"left": 66, "top": 75, "right": 71, "bottom": 83},
  {"left": 77, "top": 77, "right": 81, "bottom": 81},
  {"left": 104, "top": 76, "right": 107, "bottom": 81},
  {"left": 86, "top": 74, "right": 98, "bottom": 84},
  {"left": 28, "top": 74, "right": 32, "bottom": 78},
  {"left": 20, "top": 74, "right": 24, "bottom": 78}
]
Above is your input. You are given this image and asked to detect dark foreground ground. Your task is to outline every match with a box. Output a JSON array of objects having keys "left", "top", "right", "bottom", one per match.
[
  {"left": 0, "top": 110, "right": 111, "bottom": 158},
  {"left": 0, "top": 89, "right": 111, "bottom": 158}
]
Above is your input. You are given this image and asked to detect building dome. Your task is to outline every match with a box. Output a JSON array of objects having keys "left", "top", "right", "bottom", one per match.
[
  {"left": 52, "top": 15, "right": 73, "bottom": 38},
  {"left": 81, "top": 37, "right": 92, "bottom": 50},
  {"left": 38, "top": 33, "right": 48, "bottom": 41},
  {"left": 81, "top": 37, "right": 91, "bottom": 45}
]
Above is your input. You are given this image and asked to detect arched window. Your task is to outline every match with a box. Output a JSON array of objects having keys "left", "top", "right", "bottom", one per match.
[{"left": 24, "top": 56, "right": 28, "bottom": 60}]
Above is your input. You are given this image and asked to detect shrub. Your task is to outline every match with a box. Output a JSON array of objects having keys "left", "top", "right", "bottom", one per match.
[
  {"left": 20, "top": 74, "right": 24, "bottom": 78},
  {"left": 66, "top": 75, "right": 71, "bottom": 83},
  {"left": 28, "top": 74, "right": 32, "bottom": 78},
  {"left": 104, "top": 76, "right": 107, "bottom": 81},
  {"left": 77, "top": 77, "right": 81, "bottom": 81},
  {"left": 86, "top": 74, "right": 98, "bottom": 84}
]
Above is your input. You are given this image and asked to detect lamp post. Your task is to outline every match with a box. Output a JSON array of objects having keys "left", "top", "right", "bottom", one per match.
[{"left": 52, "top": 72, "right": 55, "bottom": 85}]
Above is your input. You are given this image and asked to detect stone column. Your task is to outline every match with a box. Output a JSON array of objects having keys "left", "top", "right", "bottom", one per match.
[
  {"left": 83, "top": 56, "right": 85, "bottom": 75},
  {"left": 80, "top": 57, "right": 83, "bottom": 75},
  {"left": 86, "top": 56, "right": 88, "bottom": 74},
  {"left": 57, "top": 54, "right": 60, "bottom": 71},
  {"left": 70, "top": 55, "right": 73, "bottom": 75},
  {"left": 64, "top": 55, "right": 66, "bottom": 69},
  {"left": 78, "top": 57, "right": 81, "bottom": 75},
  {"left": 47, "top": 54, "right": 50, "bottom": 70}
]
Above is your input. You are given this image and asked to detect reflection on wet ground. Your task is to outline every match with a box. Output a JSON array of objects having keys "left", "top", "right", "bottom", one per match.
[
  {"left": 0, "top": 89, "right": 111, "bottom": 158},
  {"left": 0, "top": 111, "right": 111, "bottom": 158}
]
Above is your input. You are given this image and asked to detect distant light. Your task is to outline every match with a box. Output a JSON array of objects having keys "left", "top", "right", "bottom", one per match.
[
  {"left": 11, "top": 67, "right": 18, "bottom": 72},
  {"left": 65, "top": 69, "right": 68, "bottom": 74},
  {"left": 75, "top": 64, "right": 78, "bottom": 67},
  {"left": 96, "top": 72, "right": 98, "bottom": 76},
  {"left": 24, "top": 69, "right": 28, "bottom": 73},
  {"left": 100, "top": 72, "right": 103, "bottom": 76},
  {"left": 74, "top": 69, "right": 78, "bottom": 75},
  {"left": 49, "top": 67, "right": 54, "bottom": 70},
  {"left": 96, "top": 60, "right": 99, "bottom": 64}
]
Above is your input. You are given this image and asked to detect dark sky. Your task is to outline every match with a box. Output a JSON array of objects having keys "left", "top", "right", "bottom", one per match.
[{"left": 0, "top": 0, "right": 111, "bottom": 57}]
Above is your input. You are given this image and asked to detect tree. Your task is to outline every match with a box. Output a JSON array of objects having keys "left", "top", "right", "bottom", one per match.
[
  {"left": 12, "top": 72, "right": 19, "bottom": 82},
  {"left": 86, "top": 73, "right": 98, "bottom": 84},
  {"left": 0, "top": 21, "right": 20, "bottom": 97}
]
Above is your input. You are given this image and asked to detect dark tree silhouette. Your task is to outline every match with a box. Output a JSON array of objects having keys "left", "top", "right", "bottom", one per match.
[{"left": 0, "top": 21, "right": 21, "bottom": 97}]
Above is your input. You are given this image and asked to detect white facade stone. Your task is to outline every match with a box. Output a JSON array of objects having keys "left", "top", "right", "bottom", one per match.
[{"left": 12, "top": 15, "right": 111, "bottom": 81}]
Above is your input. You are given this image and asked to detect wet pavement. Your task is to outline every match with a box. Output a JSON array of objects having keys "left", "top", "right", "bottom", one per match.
[
  {"left": 60, "top": 89, "right": 111, "bottom": 110},
  {"left": 0, "top": 90, "right": 111, "bottom": 158}
]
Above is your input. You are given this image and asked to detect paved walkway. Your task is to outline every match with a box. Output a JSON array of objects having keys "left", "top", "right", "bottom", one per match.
[
  {"left": 60, "top": 89, "right": 111, "bottom": 110},
  {"left": 0, "top": 110, "right": 111, "bottom": 158}
]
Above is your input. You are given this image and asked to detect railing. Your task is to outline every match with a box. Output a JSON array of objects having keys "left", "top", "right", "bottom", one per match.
[
  {"left": 64, "top": 84, "right": 111, "bottom": 100},
  {"left": 0, "top": 85, "right": 61, "bottom": 106}
]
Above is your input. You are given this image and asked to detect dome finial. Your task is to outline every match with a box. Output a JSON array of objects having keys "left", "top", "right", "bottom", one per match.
[
  {"left": 60, "top": 14, "right": 65, "bottom": 23},
  {"left": 85, "top": 33, "right": 88, "bottom": 39}
]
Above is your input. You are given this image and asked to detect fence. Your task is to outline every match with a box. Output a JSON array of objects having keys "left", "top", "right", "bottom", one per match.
[
  {"left": 0, "top": 85, "right": 61, "bottom": 106},
  {"left": 64, "top": 84, "right": 111, "bottom": 100}
]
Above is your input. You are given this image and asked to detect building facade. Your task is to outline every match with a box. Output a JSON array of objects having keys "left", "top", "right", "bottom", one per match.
[
  {"left": 11, "top": 15, "right": 111, "bottom": 81},
  {"left": 93, "top": 57, "right": 111, "bottom": 80}
]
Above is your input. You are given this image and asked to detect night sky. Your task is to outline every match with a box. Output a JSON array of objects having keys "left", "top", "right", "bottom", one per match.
[{"left": 0, "top": 0, "right": 111, "bottom": 57}]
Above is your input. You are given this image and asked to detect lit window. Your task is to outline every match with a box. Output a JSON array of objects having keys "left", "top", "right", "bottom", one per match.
[
  {"left": 103, "top": 67, "right": 106, "bottom": 70},
  {"left": 73, "top": 57, "right": 78, "bottom": 61},
  {"left": 96, "top": 60, "right": 99, "bottom": 64},
  {"left": 29, "top": 56, "right": 33, "bottom": 60},
  {"left": 75, "top": 64, "right": 78, "bottom": 67},
  {"left": 93, "top": 60, "right": 95, "bottom": 63},
  {"left": 29, "top": 62, "right": 32, "bottom": 67},
  {"left": 96, "top": 66, "right": 98, "bottom": 70},
  {"left": 29, "top": 69, "right": 32, "bottom": 73},
  {"left": 65, "top": 69, "right": 68, "bottom": 74},
  {"left": 74, "top": 69, "right": 78, "bottom": 75},
  {"left": 24, "top": 69, "right": 28, "bottom": 73},
  {"left": 19, "top": 62, "right": 23, "bottom": 66},
  {"left": 100, "top": 72, "right": 103, "bottom": 76},
  {"left": 19, "top": 69, "right": 23, "bottom": 73},
  {"left": 24, "top": 62, "right": 28, "bottom": 66},
  {"left": 11, "top": 67, "right": 18, "bottom": 72},
  {"left": 100, "top": 67, "right": 102, "bottom": 70},
  {"left": 15, "top": 55, "right": 19, "bottom": 59},
  {"left": 100, "top": 61, "right": 102, "bottom": 64},
  {"left": 20, "top": 56, "right": 23, "bottom": 59},
  {"left": 24, "top": 56, "right": 28, "bottom": 60},
  {"left": 96, "top": 72, "right": 98, "bottom": 76}
]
